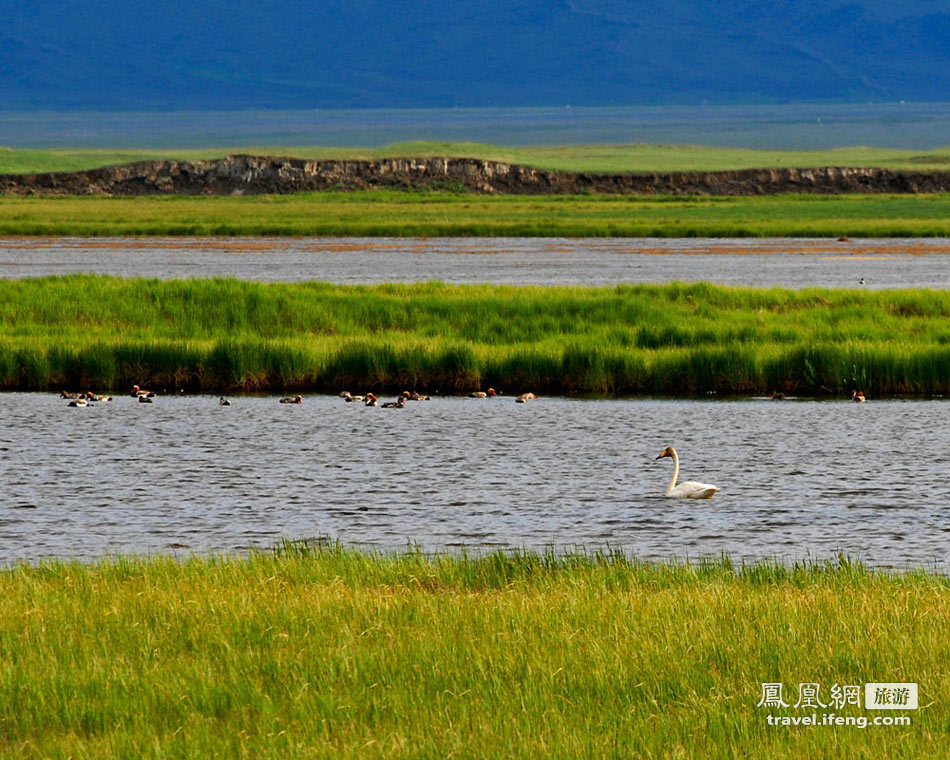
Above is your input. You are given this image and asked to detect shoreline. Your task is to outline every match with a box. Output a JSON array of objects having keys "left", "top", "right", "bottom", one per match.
[
  {"left": 5, "top": 155, "right": 950, "bottom": 196},
  {"left": 4, "top": 534, "right": 948, "bottom": 575}
]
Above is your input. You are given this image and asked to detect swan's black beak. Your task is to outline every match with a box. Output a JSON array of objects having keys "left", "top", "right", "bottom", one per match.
[{"left": 655, "top": 454, "right": 663, "bottom": 460}]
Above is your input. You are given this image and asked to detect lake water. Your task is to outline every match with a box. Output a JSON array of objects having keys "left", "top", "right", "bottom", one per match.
[
  {"left": 3, "top": 103, "right": 949, "bottom": 149},
  {"left": 2, "top": 236, "right": 947, "bottom": 566},
  {"left": 3, "top": 237, "right": 950, "bottom": 289},
  {"left": 1, "top": 393, "right": 947, "bottom": 568}
]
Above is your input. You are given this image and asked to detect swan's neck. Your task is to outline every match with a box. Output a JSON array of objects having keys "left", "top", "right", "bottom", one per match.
[{"left": 666, "top": 450, "right": 680, "bottom": 496}]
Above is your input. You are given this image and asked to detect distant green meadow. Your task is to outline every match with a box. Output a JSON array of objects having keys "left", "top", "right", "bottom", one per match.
[
  {"left": 3, "top": 141, "right": 950, "bottom": 174},
  {"left": 1, "top": 276, "right": 947, "bottom": 396},
  {"left": 1, "top": 192, "right": 949, "bottom": 238},
  {"left": 0, "top": 546, "right": 945, "bottom": 759}
]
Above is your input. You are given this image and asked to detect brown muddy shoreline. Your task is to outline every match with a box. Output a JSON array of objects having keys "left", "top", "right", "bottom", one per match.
[{"left": 3, "top": 155, "right": 950, "bottom": 196}]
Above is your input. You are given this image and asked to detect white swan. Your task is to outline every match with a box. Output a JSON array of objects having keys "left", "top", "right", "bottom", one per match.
[{"left": 655, "top": 446, "right": 719, "bottom": 499}]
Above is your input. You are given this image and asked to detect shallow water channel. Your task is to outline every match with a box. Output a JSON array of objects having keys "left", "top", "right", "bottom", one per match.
[
  {"left": 3, "top": 237, "right": 950, "bottom": 289},
  {"left": 1, "top": 393, "right": 947, "bottom": 567}
]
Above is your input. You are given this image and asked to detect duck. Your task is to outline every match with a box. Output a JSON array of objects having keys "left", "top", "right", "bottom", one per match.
[
  {"left": 85, "top": 392, "right": 112, "bottom": 402},
  {"left": 131, "top": 385, "right": 155, "bottom": 398},
  {"left": 852, "top": 390, "right": 866, "bottom": 403},
  {"left": 67, "top": 398, "right": 88, "bottom": 407},
  {"left": 341, "top": 392, "right": 364, "bottom": 402},
  {"left": 655, "top": 446, "right": 719, "bottom": 499},
  {"left": 219, "top": 397, "right": 231, "bottom": 406},
  {"left": 138, "top": 395, "right": 153, "bottom": 404},
  {"left": 60, "top": 391, "right": 82, "bottom": 399},
  {"left": 382, "top": 397, "right": 406, "bottom": 409},
  {"left": 469, "top": 388, "right": 497, "bottom": 398},
  {"left": 515, "top": 392, "right": 538, "bottom": 403},
  {"left": 364, "top": 392, "right": 379, "bottom": 407},
  {"left": 769, "top": 391, "right": 785, "bottom": 401},
  {"left": 402, "top": 390, "right": 430, "bottom": 401},
  {"left": 279, "top": 395, "right": 303, "bottom": 404}
]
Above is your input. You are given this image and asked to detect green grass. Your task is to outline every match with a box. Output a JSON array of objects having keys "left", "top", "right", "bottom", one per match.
[
  {"left": 3, "top": 141, "right": 950, "bottom": 174},
  {"left": 1, "top": 192, "right": 950, "bottom": 237},
  {"left": 0, "top": 545, "right": 945, "bottom": 759},
  {"left": 1, "top": 276, "right": 948, "bottom": 395}
]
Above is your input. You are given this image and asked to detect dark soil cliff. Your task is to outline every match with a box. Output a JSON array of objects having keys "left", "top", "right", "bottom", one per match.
[{"left": 3, "top": 155, "right": 950, "bottom": 196}]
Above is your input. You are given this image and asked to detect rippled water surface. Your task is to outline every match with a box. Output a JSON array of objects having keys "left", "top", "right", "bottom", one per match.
[
  {"left": 1, "top": 394, "right": 947, "bottom": 567},
  {"left": 2, "top": 237, "right": 949, "bottom": 288}
]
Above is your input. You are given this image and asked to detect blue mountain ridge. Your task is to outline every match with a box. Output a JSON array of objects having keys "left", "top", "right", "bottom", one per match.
[{"left": 1, "top": 0, "right": 947, "bottom": 109}]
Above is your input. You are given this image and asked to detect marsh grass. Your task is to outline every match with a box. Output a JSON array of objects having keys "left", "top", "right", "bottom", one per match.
[
  {"left": 3, "top": 141, "right": 950, "bottom": 174},
  {"left": 0, "top": 545, "right": 946, "bottom": 759},
  {"left": 1, "top": 192, "right": 949, "bottom": 237},
  {"left": 0, "top": 277, "right": 948, "bottom": 395}
]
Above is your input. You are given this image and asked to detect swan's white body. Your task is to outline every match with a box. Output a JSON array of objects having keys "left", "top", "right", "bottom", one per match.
[{"left": 657, "top": 446, "right": 718, "bottom": 499}]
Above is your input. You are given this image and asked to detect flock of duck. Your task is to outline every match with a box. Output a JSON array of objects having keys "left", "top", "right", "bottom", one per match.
[
  {"left": 61, "top": 384, "right": 155, "bottom": 406},
  {"left": 62, "top": 385, "right": 541, "bottom": 408},
  {"left": 333, "top": 388, "right": 539, "bottom": 407}
]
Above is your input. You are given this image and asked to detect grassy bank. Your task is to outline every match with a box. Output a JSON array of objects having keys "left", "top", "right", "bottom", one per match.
[
  {"left": 1, "top": 276, "right": 948, "bottom": 396},
  {"left": 3, "top": 141, "right": 950, "bottom": 174},
  {"left": 2, "top": 192, "right": 950, "bottom": 237},
  {"left": 0, "top": 546, "right": 945, "bottom": 758}
]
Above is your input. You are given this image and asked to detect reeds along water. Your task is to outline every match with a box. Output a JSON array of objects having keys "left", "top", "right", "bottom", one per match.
[{"left": 0, "top": 276, "right": 947, "bottom": 395}]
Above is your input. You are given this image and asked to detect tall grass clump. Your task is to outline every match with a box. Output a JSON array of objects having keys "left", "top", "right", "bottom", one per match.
[
  {"left": 1, "top": 276, "right": 947, "bottom": 396},
  {"left": 0, "top": 546, "right": 946, "bottom": 759}
]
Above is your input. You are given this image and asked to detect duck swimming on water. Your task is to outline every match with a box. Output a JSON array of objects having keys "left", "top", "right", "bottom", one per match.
[{"left": 279, "top": 395, "right": 303, "bottom": 404}]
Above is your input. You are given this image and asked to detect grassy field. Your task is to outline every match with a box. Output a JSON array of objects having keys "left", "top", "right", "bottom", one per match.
[
  {"left": 0, "top": 545, "right": 944, "bottom": 759},
  {"left": 1, "top": 276, "right": 947, "bottom": 396},
  {"left": 3, "top": 141, "right": 950, "bottom": 174},
  {"left": 1, "top": 192, "right": 950, "bottom": 238}
]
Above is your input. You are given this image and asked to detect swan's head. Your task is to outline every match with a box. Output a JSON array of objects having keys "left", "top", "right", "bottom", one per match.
[{"left": 655, "top": 446, "right": 675, "bottom": 460}]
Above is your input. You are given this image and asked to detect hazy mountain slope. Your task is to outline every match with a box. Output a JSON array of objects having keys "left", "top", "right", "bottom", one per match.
[{"left": 1, "top": 1, "right": 946, "bottom": 109}]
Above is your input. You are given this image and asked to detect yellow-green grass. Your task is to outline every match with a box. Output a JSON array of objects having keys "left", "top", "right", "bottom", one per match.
[
  {"left": 1, "top": 192, "right": 950, "bottom": 238},
  {"left": 1, "top": 277, "right": 948, "bottom": 396},
  {"left": 0, "top": 546, "right": 945, "bottom": 759},
  {"left": 3, "top": 142, "right": 950, "bottom": 174}
]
